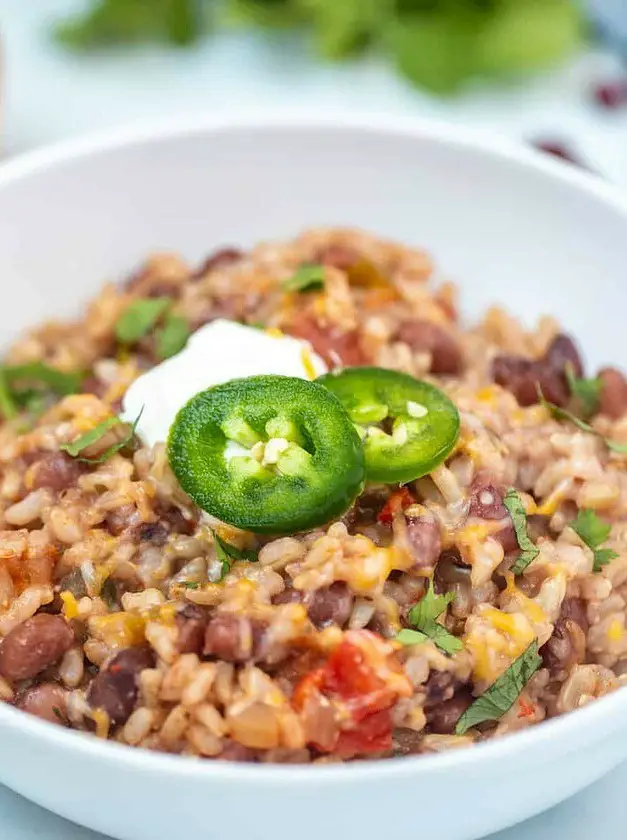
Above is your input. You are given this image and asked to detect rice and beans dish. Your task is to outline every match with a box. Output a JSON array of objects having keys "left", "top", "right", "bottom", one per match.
[{"left": 1, "top": 228, "right": 626, "bottom": 764}]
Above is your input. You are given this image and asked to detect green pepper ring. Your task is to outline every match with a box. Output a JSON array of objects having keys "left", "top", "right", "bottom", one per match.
[
  {"left": 318, "top": 366, "right": 460, "bottom": 484},
  {"left": 167, "top": 375, "right": 366, "bottom": 535}
]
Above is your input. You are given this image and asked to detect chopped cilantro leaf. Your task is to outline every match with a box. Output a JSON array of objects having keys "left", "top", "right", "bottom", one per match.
[
  {"left": 60, "top": 416, "right": 121, "bottom": 457},
  {"left": 62, "top": 409, "right": 143, "bottom": 464},
  {"left": 503, "top": 489, "right": 539, "bottom": 575},
  {"left": 115, "top": 297, "right": 171, "bottom": 344},
  {"left": 408, "top": 582, "right": 454, "bottom": 627},
  {"left": 539, "top": 388, "right": 627, "bottom": 454},
  {"left": 565, "top": 364, "right": 601, "bottom": 420},
  {"left": 155, "top": 313, "right": 190, "bottom": 360},
  {"left": 213, "top": 531, "right": 258, "bottom": 580},
  {"left": 570, "top": 508, "right": 618, "bottom": 573},
  {"left": 455, "top": 640, "right": 542, "bottom": 735},
  {"left": 283, "top": 265, "right": 325, "bottom": 293},
  {"left": 400, "top": 580, "right": 462, "bottom": 655}
]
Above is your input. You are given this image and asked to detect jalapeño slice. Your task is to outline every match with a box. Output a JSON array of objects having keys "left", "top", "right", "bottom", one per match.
[
  {"left": 167, "top": 375, "right": 365, "bottom": 534},
  {"left": 318, "top": 367, "right": 460, "bottom": 484}
]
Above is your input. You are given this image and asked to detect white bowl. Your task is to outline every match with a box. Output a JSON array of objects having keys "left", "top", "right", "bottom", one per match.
[{"left": 1, "top": 115, "right": 627, "bottom": 840}]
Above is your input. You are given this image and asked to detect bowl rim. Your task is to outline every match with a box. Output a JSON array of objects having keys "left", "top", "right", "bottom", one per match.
[{"left": 1, "top": 111, "right": 627, "bottom": 784}]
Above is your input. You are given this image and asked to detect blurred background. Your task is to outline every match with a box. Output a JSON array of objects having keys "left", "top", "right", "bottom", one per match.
[{"left": 3, "top": 0, "right": 627, "bottom": 184}]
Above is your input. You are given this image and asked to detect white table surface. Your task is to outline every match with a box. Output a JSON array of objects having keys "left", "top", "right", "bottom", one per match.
[{"left": 2, "top": 2, "right": 627, "bottom": 837}]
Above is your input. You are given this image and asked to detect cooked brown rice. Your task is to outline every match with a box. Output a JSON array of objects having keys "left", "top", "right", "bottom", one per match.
[{"left": 1, "top": 227, "right": 626, "bottom": 763}]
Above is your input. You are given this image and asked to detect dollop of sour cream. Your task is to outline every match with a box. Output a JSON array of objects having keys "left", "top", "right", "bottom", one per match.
[{"left": 122, "top": 319, "right": 328, "bottom": 448}]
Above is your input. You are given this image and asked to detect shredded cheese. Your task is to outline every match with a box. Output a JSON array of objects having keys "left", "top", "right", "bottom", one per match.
[
  {"left": 503, "top": 574, "right": 548, "bottom": 626},
  {"left": 475, "top": 386, "right": 500, "bottom": 405},
  {"left": 536, "top": 487, "right": 567, "bottom": 517},
  {"left": 91, "top": 708, "right": 111, "bottom": 739},
  {"left": 89, "top": 612, "right": 146, "bottom": 648},
  {"left": 60, "top": 591, "right": 80, "bottom": 620},
  {"left": 464, "top": 606, "right": 536, "bottom": 683},
  {"left": 607, "top": 619, "right": 624, "bottom": 643}
]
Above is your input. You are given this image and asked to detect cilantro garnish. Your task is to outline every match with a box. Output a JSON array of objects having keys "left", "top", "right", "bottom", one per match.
[
  {"left": 155, "top": 313, "right": 190, "bottom": 360},
  {"left": 213, "top": 531, "right": 259, "bottom": 580},
  {"left": 455, "top": 640, "right": 542, "bottom": 735},
  {"left": 570, "top": 508, "right": 618, "bottom": 572},
  {"left": 115, "top": 298, "right": 171, "bottom": 344},
  {"left": 60, "top": 409, "right": 143, "bottom": 464},
  {"left": 565, "top": 364, "right": 601, "bottom": 420},
  {"left": 0, "top": 362, "right": 84, "bottom": 421},
  {"left": 283, "top": 265, "right": 326, "bottom": 293},
  {"left": 397, "top": 581, "right": 462, "bottom": 655},
  {"left": 503, "top": 489, "right": 539, "bottom": 575},
  {"left": 539, "top": 387, "right": 627, "bottom": 454}
]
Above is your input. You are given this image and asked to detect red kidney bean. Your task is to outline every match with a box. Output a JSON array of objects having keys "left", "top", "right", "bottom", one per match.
[
  {"left": 272, "top": 587, "right": 304, "bottom": 606},
  {"left": 393, "top": 727, "right": 424, "bottom": 756},
  {"left": 468, "top": 477, "right": 517, "bottom": 552},
  {"left": 427, "top": 691, "right": 472, "bottom": 735},
  {"left": 287, "top": 314, "right": 366, "bottom": 368},
  {"left": 598, "top": 368, "right": 627, "bottom": 420},
  {"left": 536, "top": 366, "right": 571, "bottom": 408},
  {"left": 559, "top": 596, "right": 589, "bottom": 633},
  {"left": 343, "top": 490, "right": 387, "bottom": 532},
  {"left": 405, "top": 515, "right": 441, "bottom": 568},
  {"left": 469, "top": 479, "right": 507, "bottom": 520},
  {"left": 17, "top": 682, "right": 68, "bottom": 725},
  {"left": 87, "top": 646, "right": 155, "bottom": 726},
  {"left": 493, "top": 357, "right": 568, "bottom": 406},
  {"left": 491, "top": 356, "right": 540, "bottom": 406},
  {"left": 203, "top": 615, "right": 267, "bottom": 663},
  {"left": 31, "top": 452, "right": 82, "bottom": 492},
  {"left": 492, "top": 333, "right": 582, "bottom": 408},
  {"left": 395, "top": 320, "right": 463, "bottom": 375},
  {"left": 424, "top": 671, "right": 460, "bottom": 708},
  {"left": 541, "top": 618, "right": 586, "bottom": 675},
  {"left": 0, "top": 615, "right": 74, "bottom": 681},
  {"left": 176, "top": 604, "right": 209, "bottom": 655},
  {"left": 194, "top": 248, "right": 243, "bottom": 278},
  {"left": 495, "top": 521, "right": 518, "bottom": 554},
  {"left": 305, "top": 583, "right": 354, "bottom": 629},
  {"left": 434, "top": 551, "right": 471, "bottom": 590},
  {"left": 544, "top": 334, "right": 583, "bottom": 379},
  {"left": 513, "top": 570, "right": 544, "bottom": 598}
]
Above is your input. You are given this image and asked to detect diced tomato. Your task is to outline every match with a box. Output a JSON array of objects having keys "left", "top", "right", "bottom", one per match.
[
  {"left": 334, "top": 708, "right": 393, "bottom": 758},
  {"left": 291, "top": 668, "right": 325, "bottom": 712},
  {"left": 323, "top": 638, "right": 395, "bottom": 721},
  {"left": 292, "top": 635, "right": 399, "bottom": 756},
  {"left": 377, "top": 487, "right": 415, "bottom": 525},
  {"left": 324, "top": 638, "right": 383, "bottom": 697}
]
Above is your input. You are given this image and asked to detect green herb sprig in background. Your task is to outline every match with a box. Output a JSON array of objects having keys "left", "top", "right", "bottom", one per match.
[{"left": 53, "top": 0, "right": 583, "bottom": 94}]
